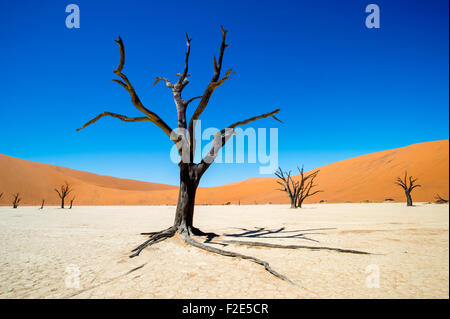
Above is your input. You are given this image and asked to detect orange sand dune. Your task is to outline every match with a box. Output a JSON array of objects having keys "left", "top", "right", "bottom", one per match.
[
  {"left": 197, "top": 140, "right": 449, "bottom": 204},
  {"left": 0, "top": 140, "right": 448, "bottom": 205},
  {"left": 0, "top": 154, "right": 179, "bottom": 206}
]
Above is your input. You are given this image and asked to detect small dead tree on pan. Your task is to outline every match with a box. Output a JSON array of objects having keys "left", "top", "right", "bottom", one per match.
[
  {"left": 434, "top": 194, "right": 448, "bottom": 204},
  {"left": 77, "top": 27, "right": 370, "bottom": 286},
  {"left": 275, "top": 166, "right": 323, "bottom": 208},
  {"left": 40, "top": 199, "right": 45, "bottom": 210},
  {"left": 12, "top": 193, "right": 21, "bottom": 209},
  {"left": 54, "top": 181, "right": 73, "bottom": 209},
  {"left": 69, "top": 197, "right": 75, "bottom": 209},
  {"left": 395, "top": 171, "right": 421, "bottom": 206}
]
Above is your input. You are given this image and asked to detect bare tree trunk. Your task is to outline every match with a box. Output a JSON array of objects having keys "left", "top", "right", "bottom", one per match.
[
  {"left": 406, "top": 191, "right": 413, "bottom": 206},
  {"left": 61, "top": 198, "right": 65, "bottom": 209},
  {"left": 173, "top": 164, "right": 199, "bottom": 235},
  {"left": 290, "top": 197, "right": 297, "bottom": 208},
  {"left": 12, "top": 193, "right": 21, "bottom": 209},
  {"left": 40, "top": 200, "right": 45, "bottom": 210}
]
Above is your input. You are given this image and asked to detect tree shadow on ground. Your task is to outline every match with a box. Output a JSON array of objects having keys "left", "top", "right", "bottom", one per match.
[{"left": 203, "top": 226, "right": 336, "bottom": 245}]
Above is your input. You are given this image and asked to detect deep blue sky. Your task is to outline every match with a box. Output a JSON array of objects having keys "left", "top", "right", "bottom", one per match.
[{"left": 0, "top": 0, "right": 448, "bottom": 186}]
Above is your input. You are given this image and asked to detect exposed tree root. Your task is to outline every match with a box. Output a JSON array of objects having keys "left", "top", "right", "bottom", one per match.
[
  {"left": 130, "top": 226, "right": 372, "bottom": 287},
  {"left": 130, "top": 226, "right": 176, "bottom": 258},
  {"left": 215, "top": 239, "right": 372, "bottom": 255},
  {"left": 181, "top": 233, "right": 299, "bottom": 287},
  {"left": 141, "top": 226, "right": 218, "bottom": 238},
  {"left": 188, "top": 226, "right": 219, "bottom": 240}
]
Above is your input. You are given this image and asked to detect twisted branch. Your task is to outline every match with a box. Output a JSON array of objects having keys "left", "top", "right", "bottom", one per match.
[
  {"left": 198, "top": 109, "right": 281, "bottom": 172},
  {"left": 77, "top": 36, "right": 180, "bottom": 151},
  {"left": 76, "top": 112, "right": 150, "bottom": 132},
  {"left": 188, "top": 26, "right": 232, "bottom": 161},
  {"left": 395, "top": 171, "right": 421, "bottom": 192}
]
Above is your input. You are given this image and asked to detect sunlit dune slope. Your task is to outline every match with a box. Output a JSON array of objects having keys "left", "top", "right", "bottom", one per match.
[
  {"left": 0, "top": 140, "right": 448, "bottom": 205},
  {"left": 196, "top": 140, "right": 449, "bottom": 204},
  {"left": 0, "top": 154, "right": 178, "bottom": 205}
]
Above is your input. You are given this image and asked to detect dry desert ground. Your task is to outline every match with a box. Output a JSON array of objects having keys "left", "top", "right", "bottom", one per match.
[{"left": 0, "top": 203, "right": 448, "bottom": 298}]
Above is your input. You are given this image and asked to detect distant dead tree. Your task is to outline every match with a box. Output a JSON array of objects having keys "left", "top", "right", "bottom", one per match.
[
  {"left": 76, "top": 27, "right": 369, "bottom": 285},
  {"left": 296, "top": 167, "right": 323, "bottom": 208},
  {"left": 434, "top": 194, "right": 448, "bottom": 204},
  {"left": 40, "top": 199, "right": 45, "bottom": 210},
  {"left": 275, "top": 166, "right": 323, "bottom": 208},
  {"left": 12, "top": 193, "right": 21, "bottom": 209},
  {"left": 54, "top": 181, "right": 73, "bottom": 209},
  {"left": 69, "top": 197, "right": 75, "bottom": 209},
  {"left": 0, "top": 192, "right": 3, "bottom": 201},
  {"left": 395, "top": 171, "right": 421, "bottom": 206}
]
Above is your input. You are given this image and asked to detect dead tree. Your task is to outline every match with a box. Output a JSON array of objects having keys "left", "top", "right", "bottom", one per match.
[
  {"left": 395, "top": 171, "right": 421, "bottom": 206},
  {"left": 0, "top": 192, "right": 3, "bottom": 201},
  {"left": 434, "top": 194, "right": 448, "bottom": 204},
  {"left": 12, "top": 193, "right": 21, "bottom": 209},
  {"left": 54, "top": 181, "right": 72, "bottom": 209},
  {"left": 275, "top": 166, "right": 323, "bottom": 208},
  {"left": 77, "top": 27, "right": 370, "bottom": 285},
  {"left": 40, "top": 199, "right": 45, "bottom": 210},
  {"left": 296, "top": 167, "right": 323, "bottom": 208},
  {"left": 275, "top": 168, "right": 299, "bottom": 208},
  {"left": 69, "top": 197, "right": 75, "bottom": 209}
]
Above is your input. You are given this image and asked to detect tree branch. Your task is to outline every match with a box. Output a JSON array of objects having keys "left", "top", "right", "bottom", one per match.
[
  {"left": 54, "top": 189, "right": 62, "bottom": 198},
  {"left": 176, "top": 32, "right": 192, "bottom": 86},
  {"left": 113, "top": 37, "right": 176, "bottom": 140},
  {"left": 76, "top": 112, "right": 150, "bottom": 132},
  {"left": 77, "top": 36, "right": 181, "bottom": 153},
  {"left": 186, "top": 96, "right": 202, "bottom": 106},
  {"left": 218, "top": 109, "right": 281, "bottom": 136},
  {"left": 153, "top": 77, "right": 174, "bottom": 88},
  {"left": 197, "top": 109, "right": 281, "bottom": 174},
  {"left": 188, "top": 26, "right": 232, "bottom": 162}
]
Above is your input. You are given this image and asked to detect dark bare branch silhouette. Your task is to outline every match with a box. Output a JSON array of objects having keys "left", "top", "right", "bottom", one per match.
[
  {"left": 40, "top": 199, "right": 45, "bottom": 210},
  {"left": 76, "top": 27, "right": 368, "bottom": 285},
  {"left": 434, "top": 194, "right": 448, "bottom": 204},
  {"left": 0, "top": 192, "right": 3, "bottom": 201},
  {"left": 275, "top": 167, "right": 299, "bottom": 208},
  {"left": 69, "top": 197, "right": 75, "bottom": 209},
  {"left": 296, "top": 167, "right": 323, "bottom": 208},
  {"left": 395, "top": 171, "right": 421, "bottom": 206},
  {"left": 12, "top": 193, "right": 21, "bottom": 209},
  {"left": 275, "top": 166, "right": 323, "bottom": 208},
  {"left": 54, "top": 181, "right": 73, "bottom": 209}
]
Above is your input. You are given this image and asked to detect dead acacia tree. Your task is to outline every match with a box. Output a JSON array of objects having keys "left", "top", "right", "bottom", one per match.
[
  {"left": 40, "top": 199, "right": 45, "bottom": 210},
  {"left": 395, "top": 171, "right": 421, "bottom": 206},
  {"left": 77, "top": 27, "right": 369, "bottom": 285},
  {"left": 296, "top": 167, "right": 323, "bottom": 208},
  {"left": 54, "top": 181, "right": 72, "bottom": 209},
  {"left": 434, "top": 194, "right": 448, "bottom": 204},
  {"left": 69, "top": 197, "right": 75, "bottom": 209},
  {"left": 12, "top": 193, "right": 21, "bottom": 209},
  {"left": 275, "top": 166, "right": 323, "bottom": 208},
  {"left": 0, "top": 192, "right": 3, "bottom": 201}
]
